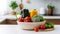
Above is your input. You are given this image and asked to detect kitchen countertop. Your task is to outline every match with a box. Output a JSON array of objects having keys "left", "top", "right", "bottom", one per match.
[
  {"left": 0, "top": 16, "right": 6, "bottom": 23},
  {"left": 0, "top": 14, "right": 60, "bottom": 23},
  {"left": 43, "top": 16, "right": 60, "bottom": 19},
  {"left": 0, "top": 25, "right": 60, "bottom": 34},
  {"left": 5, "top": 14, "right": 17, "bottom": 20},
  {"left": 0, "top": 14, "right": 17, "bottom": 23}
]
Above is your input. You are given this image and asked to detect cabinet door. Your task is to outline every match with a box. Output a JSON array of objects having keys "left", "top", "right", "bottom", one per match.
[
  {"left": 46, "top": 19, "right": 60, "bottom": 25},
  {"left": 0, "top": 20, "right": 6, "bottom": 24},
  {"left": 6, "top": 19, "right": 17, "bottom": 24}
]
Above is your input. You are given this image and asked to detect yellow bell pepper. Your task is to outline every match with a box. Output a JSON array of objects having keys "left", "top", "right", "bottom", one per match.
[{"left": 30, "top": 9, "right": 38, "bottom": 18}]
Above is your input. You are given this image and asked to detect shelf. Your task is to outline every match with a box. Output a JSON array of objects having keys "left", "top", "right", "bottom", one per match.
[{"left": 43, "top": 16, "right": 60, "bottom": 19}]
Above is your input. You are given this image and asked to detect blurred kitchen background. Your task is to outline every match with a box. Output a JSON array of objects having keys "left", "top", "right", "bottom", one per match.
[
  {"left": 6, "top": 0, "right": 60, "bottom": 15},
  {"left": 0, "top": 0, "right": 60, "bottom": 24}
]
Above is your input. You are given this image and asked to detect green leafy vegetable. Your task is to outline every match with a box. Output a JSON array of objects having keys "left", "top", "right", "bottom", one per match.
[
  {"left": 9, "top": 1, "right": 18, "bottom": 10},
  {"left": 47, "top": 4, "right": 55, "bottom": 9},
  {"left": 32, "top": 15, "right": 45, "bottom": 22}
]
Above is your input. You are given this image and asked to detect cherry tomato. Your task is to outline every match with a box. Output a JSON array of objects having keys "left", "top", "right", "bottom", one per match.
[
  {"left": 19, "top": 16, "right": 23, "bottom": 18},
  {"left": 25, "top": 20, "right": 31, "bottom": 22},
  {"left": 25, "top": 16, "right": 31, "bottom": 20},
  {"left": 19, "top": 17, "right": 24, "bottom": 22},
  {"left": 40, "top": 24, "right": 45, "bottom": 29},
  {"left": 34, "top": 27, "right": 39, "bottom": 32},
  {"left": 25, "top": 16, "right": 31, "bottom": 22}
]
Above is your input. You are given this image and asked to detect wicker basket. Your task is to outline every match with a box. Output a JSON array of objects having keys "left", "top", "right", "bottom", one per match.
[{"left": 17, "top": 20, "right": 46, "bottom": 30}]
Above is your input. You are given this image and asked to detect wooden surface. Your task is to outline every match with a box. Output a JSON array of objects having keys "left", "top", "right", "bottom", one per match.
[
  {"left": 46, "top": 19, "right": 60, "bottom": 25},
  {"left": 6, "top": 19, "right": 17, "bottom": 24},
  {"left": 0, "top": 20, "right": 6, "bottom": 24},
  {"left": 0, "top": 19, "right": 60, "bottom": 24}
]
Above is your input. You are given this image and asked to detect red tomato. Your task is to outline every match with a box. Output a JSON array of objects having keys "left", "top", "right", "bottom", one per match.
[
  {"left": 34, "top": 27, "right": 39, "bottom": 32},
  {"left": 25, "top": 20, "right": 31, "bottom": 22},
  {"left": 40, "top": 24, "right": 45, "bottom": 29},
  {"left": 19, "top": 17, "right": 24, "bottom": 22},
  {"left": 25, "top": 16, "right": 31, "bottom": 20},
  {"left": 25, "top": 16, "right": 31, "bottom": 22},
  {"left": 19, "top": 16, "right": 23, "bottom": 19}
]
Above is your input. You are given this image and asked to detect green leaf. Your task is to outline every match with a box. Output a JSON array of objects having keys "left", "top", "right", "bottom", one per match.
[{"left": 9, "top": 1, "right": 18, "bottom": 10}]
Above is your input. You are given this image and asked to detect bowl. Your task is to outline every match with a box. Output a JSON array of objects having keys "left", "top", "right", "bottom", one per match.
[{"left": 17, "top": 20, "right": 46, "bottom": 30}]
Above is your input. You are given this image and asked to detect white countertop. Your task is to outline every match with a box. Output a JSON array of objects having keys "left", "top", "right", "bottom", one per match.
[
  {"left": 0, "top": 16, "right": 6, "bottom": 23},
  {"left": 0, "top": 25, "right": 60, "bottom": 34},
  {"left": 43, "top": 16, "right": 60, "bottom": 19},
  {"left": 0, "top": 14, "right": 60, "bottom": 23},
  {"left": 0, "top": 14, "right": 17, "bottom": 22},
  {"left": 5, "top": 14, "right": 17, "bottom": 20}
]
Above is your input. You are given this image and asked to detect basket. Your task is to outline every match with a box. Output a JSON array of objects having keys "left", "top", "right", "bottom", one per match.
[{"left": 17, "top": 20, "right": 46, "bottom": 29}]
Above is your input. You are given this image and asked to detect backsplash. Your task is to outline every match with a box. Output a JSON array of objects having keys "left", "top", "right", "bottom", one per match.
[{"left": 7, "top": 0, "right": 60, "bottom": 15}]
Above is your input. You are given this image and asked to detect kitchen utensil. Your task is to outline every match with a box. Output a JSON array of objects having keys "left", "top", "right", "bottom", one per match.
[
  {"left": 19, "top": 0, "right": 23, "bottom": 10},
  {"left": 39, "top": 8, "right": 45, "bottom": 15}
]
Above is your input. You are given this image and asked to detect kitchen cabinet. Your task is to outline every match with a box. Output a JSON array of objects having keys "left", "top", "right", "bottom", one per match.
[
  {"left": 0, "top": 20, "right": 6, "bottom": 24},
  {"left": 6, "top": 19, "right": 17, "bottom": 24},
  {"left": 0, "top": 19, "right": 60, "bottom": 24},
  {"left": 0, "top": 14, "right": 60, "bottom": 24},
  {"left": 1, "top": 19, "right": 60, "bottom": 25},
  {"left": 46, "top": 19, "right": 60, "bottom": 25}
]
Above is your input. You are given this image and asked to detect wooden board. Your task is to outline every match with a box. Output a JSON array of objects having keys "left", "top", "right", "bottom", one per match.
[
  {"left": 46, "top": 19, "right": 60, "bottom": 25},
  {"left": 23, "top": 28, "right": 54, "bottom": 32},
  {"left": 39, "top": 28, "right": 54, "bottom": 32}
]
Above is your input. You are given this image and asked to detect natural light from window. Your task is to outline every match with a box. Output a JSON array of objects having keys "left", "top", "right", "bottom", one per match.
[{"left": 0, "top": 0, "right": 7, "bottom": 15}]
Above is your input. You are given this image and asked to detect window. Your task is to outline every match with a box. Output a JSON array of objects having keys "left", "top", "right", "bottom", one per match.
[{"left": 0, "top": 0, "right": 7, "bottom": 15}]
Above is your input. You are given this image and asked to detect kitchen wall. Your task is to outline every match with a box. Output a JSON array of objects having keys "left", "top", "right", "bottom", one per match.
[{"left": 7, "top": 0, "right": 60, "bottom": 15}]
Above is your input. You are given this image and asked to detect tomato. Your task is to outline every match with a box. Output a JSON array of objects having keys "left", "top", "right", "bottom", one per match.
[
  {"left": 19, "top": 16, "right": 23, "bottom": 19},
  {"left": 40, "top": 24, "right": 45, "bottom": 29},
  {"left": 19, "top": 16, "right": 24, "bottom": 22},
  {"left": 25, "top": 16, "right": 31, "bottom": 22},
  {"left": 34, "top": 27, "right": 39, "bottom": 32},
  {"left": 25, "top": 16, "right": 31, "bottom": 20},
  {"left": 25, "top": 20, "right": 31, "bottom": 22}
]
